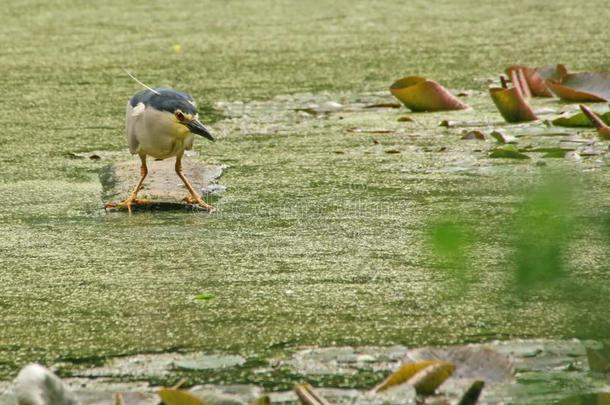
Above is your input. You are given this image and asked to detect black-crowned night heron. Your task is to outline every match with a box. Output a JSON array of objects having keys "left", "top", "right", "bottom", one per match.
[{"left": 105, "top": 87, "right": 216, "bottom": 213}]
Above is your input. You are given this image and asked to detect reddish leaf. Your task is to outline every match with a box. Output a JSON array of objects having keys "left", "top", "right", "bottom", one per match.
[
  {"left": 579, "top": 105, "right": 610, "bottom": 140},
  {"left": 390, "top": 76, "right": 468, "bottom": 112},
  {"left": 506, "top": 64, "right": 566, "bottom": 97},
  {"left": 547, "top": 69, "right": 610, "bottom": 102}
]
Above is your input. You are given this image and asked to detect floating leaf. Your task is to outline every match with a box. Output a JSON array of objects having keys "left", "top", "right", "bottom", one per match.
[
  {"left": 506, "top": 64, "right": 565, "bottom": 97},
  {"left": 371, "top": 360, "right": 440, "bottom": 393},
  {"left": 553, "top": 110, "right": 610, "bottom": 127},
  {"left": 461, "top": 130, "right": 486, "bottom": 140},
  {"left": 158, "top": 388, "right": 209, "bottom": 405},
  {"left": 489, "top": 86, "right": 538, "bottom": 123},
  {"left": 457, "top": 380, "right": 485, "bottom": 405},
  {"left": 385, "top": 149, "right": 401, "bottom": 154},
  {"left": 579, "top": 105, "right": 610, "bottom": 139},
  {"left": 390, "top": 76, "right": 468, "bottom": 112},
  {"left": 542, "top": 149, "right": 568, "bottom": 158},
  {"left": 407, "top": 362, "right": 455, "bottom": 395},
  {"left": 489, "top": 144, "right": 530, "bottom": 159},
  {"left": 547, "top": 69, "right": 610, "bottom": 102},
  {"left": 294, "top": 383, "right": 331, "bottom": 405},
  {"left": 490, "top": 130, "right": 518, "bottom": 144}
]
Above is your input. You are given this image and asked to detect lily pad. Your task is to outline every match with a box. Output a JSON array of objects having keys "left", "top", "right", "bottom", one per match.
[
  {"left": 489, "top": 86, "right": 537, "bottom": 123},
  {"left": 489, "top": 144, "right": 530, "bottom": 159},
  {"left": 547, "top": 70, "right": 610, "bottom": 102},
  {"left": 490, "top": 130, "right": 518, "bottom": 144},
  {"left": 390, "top": 76, "right": 468, "bottom": 112},
  {"left": 553, "top": 110, "right": 610, "bottom": 127}
]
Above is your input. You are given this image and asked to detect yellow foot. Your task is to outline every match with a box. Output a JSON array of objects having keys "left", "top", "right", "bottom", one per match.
[
  {"left": 183, "top": 196, "right": 216, "bottom": 212},
  {"left": 104, "top": 198, "right": 152, "bottom": 214}
]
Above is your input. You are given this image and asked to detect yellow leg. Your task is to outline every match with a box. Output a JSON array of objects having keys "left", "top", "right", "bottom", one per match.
[
  {"left": 105, "top": 155, "right": 150, "bottom": 214},
  {"left": 176, "top": 153, "right": 215, "bottom": 212}
]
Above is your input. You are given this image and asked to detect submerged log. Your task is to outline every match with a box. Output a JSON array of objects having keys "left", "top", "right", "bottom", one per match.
[{"left": 100, "top": 157, "right": 224, "bottom": 212}]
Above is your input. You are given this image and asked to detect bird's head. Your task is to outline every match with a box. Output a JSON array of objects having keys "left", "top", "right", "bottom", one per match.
[
  {"left": 172, "top": 108, "right": 215, "bottom": 142},
  {"left": 137, "top": 88, "right": 215, "bottom": 142}
]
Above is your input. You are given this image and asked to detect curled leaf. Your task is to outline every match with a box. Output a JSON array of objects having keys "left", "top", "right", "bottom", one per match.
[
  {"left": 371, "top": 360, "right": 440, "bottom": 393},
  {"left": 407, "top": 362, "right": 455, "bottom": 395},
  {"left": 579, "top": 105, "right": 610, "bottom": 139},
  {"left": 294, "top": 383, "right": 331, "bottom": 405},
  {"left": 158, "top": 388, "right": 209, "bottom": 405},
  {"left": 547, "top": 69, "right": 610, "bottom": 102},
  {"left": 506, "top": 64, "right": 566, "bottom": 97},
  {"left": 490, "top": 130, "right": 518, "bottom": 144},
  {"left": 457, "top": 380, "right": 485, "bottom": 405},
  {"left": 390, "top": 76, "right": 468, "bottom": 112},
  {"left": 489, "top": 85, "right": 538, "bottom": 123}
]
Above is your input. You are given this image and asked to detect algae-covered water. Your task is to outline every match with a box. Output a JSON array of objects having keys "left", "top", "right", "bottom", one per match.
[{"left": 0, "top": 0, "right": 609, "bottom": 389}]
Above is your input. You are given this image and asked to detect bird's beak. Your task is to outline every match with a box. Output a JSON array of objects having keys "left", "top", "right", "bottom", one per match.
[{"left": 186, "top": 119, "right": 215, "bottom": 142}]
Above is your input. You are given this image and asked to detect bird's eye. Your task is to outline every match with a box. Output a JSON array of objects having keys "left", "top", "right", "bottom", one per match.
[{"left": 175, "top": 111, "right": 185, "bottom": 121}]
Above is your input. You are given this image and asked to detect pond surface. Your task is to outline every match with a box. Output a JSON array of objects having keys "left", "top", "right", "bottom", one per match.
[{"left": 1, "top": 0, "right": 609, "bottom": 400}]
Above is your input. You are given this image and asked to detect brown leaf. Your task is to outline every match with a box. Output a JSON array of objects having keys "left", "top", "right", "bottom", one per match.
[
  {"left": 294, "top": 383, "right": 331, "bottom": 405},
  {"left": 547, "top": 69, "right": 610, "bottom": 102},
  {"left": 506, "top": 64, "right": 565, "bottom": 97},
  {"left": 489, "top": 85, "right": 538, "bottom": 123},
  {"left": 397, "top": 115, "right": 414, "bottom": 122},
  {"left": 371, "top": 360, "right": 441, "bottom": 393},
  {"left": 407, "top": 362, "right": 455, "bottom": 395},
  {"left": 579, "top": 105, "right": 610, "bottom": 139},
  {"left": 390, "top": 76, "right": 468, "bottom": 112},
  {"left": 461, "top": 131, "right": 486, "bottom": 140}
]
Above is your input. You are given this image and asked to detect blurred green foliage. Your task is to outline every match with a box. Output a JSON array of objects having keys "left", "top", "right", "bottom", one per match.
[{"left": 512, "top": 177, "right": 573, "bottom": 287}]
